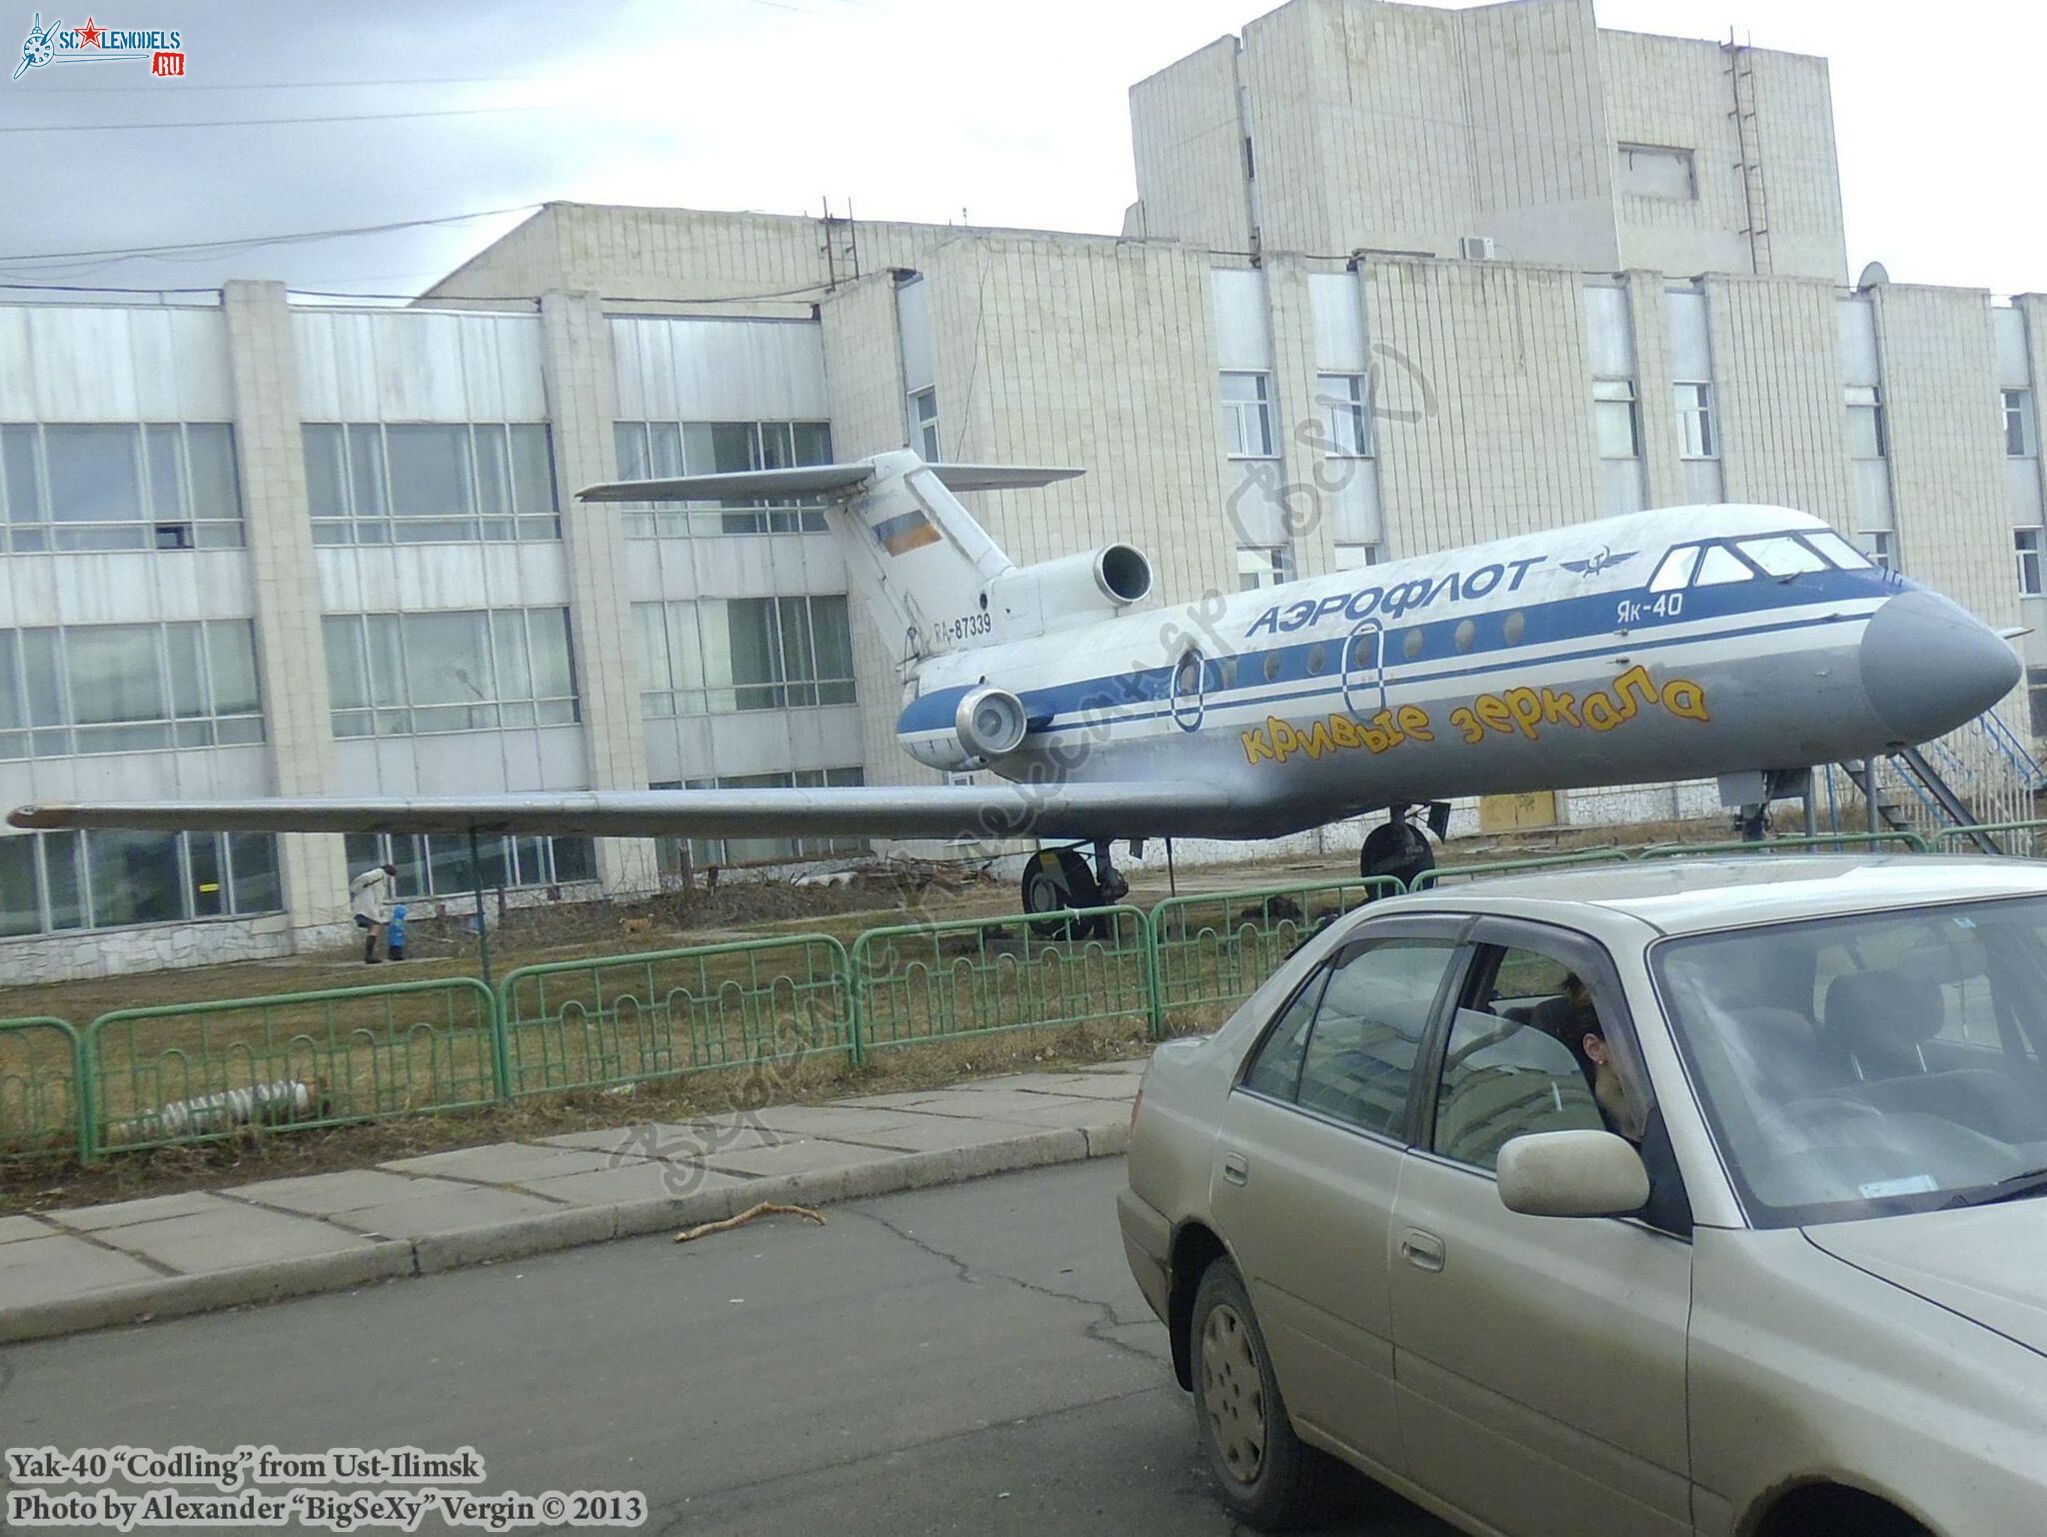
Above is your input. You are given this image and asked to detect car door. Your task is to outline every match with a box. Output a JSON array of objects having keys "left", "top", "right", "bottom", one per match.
[
  {"left": 1389, "top": 919, "right": 1694, "bottom": 1537},
  {"left": 1210, "top": 917, "right": 1467, "bottom": 1477}
]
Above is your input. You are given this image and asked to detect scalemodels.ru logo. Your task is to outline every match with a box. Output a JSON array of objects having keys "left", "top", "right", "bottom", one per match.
[{"left": 13, "top": 12, "right": 186, "bottom": 81}]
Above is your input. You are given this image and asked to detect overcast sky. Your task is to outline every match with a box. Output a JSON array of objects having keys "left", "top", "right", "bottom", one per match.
[{"left": 0, "top": 0, "right": 2036, "bottom": 299}]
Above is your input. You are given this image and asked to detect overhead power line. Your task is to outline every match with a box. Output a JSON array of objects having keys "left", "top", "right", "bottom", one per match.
[{"left": 0, "top": 204, "right": 540, "bottom": 266}]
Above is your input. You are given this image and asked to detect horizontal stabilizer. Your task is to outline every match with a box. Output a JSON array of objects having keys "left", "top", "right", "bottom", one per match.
[
  {"left": 576, "top": 460, "right": 1082, "bottom": 504},
  {"left": 9, "top": 781, "right": 1234, "bottom": 843}
]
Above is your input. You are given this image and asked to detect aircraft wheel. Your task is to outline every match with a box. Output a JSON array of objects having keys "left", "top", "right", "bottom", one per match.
[
  {"left": 1360, "top": 820, "right": 1434, "bottom": 894},
  {"left": 1021, "top": 847, "right": 1103, "bottom": 940}
]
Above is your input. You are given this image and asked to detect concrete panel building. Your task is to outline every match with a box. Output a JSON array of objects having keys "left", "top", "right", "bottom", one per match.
[{"left": 4, "top": 0, "right": 2045, "bottom": 979}]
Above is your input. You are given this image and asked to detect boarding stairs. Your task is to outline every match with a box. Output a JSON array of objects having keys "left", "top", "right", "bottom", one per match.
[{"left": 1829, "top": 709, "right": 2047, "bottom": 855}]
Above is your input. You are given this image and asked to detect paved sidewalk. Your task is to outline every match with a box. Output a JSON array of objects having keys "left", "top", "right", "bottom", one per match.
[{"left": 0, "top": 1062, "right": 1145, "bottom": 1345}]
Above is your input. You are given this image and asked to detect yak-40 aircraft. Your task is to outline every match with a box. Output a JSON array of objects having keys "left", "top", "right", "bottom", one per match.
[{"left": 7, "top": 449, "right": 2023, "bottom": 914}]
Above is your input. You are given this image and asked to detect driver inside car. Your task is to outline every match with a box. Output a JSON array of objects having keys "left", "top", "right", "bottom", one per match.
[{"left": 1534, "top": 973, "right": 1643, "bottom": 1143}]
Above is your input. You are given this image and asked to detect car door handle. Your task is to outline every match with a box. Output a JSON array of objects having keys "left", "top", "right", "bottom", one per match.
[
  {"left": 1399, "top": 1228, "right": 1446, "bottom": 1273},
  {"left": 1221, "top": 1152, "right": 1249, "bottom": 1186}
]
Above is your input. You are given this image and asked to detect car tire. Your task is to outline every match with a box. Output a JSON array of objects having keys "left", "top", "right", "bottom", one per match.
[{"left": 1190, "top": 1257, "right": 1334, "bottom": 1530}]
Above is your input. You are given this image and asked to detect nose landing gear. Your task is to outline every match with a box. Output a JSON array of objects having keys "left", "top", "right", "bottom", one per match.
[{"left": 1360, "top": 802, "right": 1448, "bottom": 892}]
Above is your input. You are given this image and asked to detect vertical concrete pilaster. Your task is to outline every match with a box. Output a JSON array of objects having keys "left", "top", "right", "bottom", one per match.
[
  {"left": 538, "top": 291, "right": 659, "bottom": 894},
  {"left": 1627, "top": 270, "right": 1685, "bottom": 509},
  {"left": 220, "top": 280, "right": 347, "bottom": 944}
]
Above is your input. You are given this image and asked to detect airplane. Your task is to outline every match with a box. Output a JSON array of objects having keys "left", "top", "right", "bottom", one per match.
[{"left": 6, "top": 449, "right": 2024, "bottom": 918}]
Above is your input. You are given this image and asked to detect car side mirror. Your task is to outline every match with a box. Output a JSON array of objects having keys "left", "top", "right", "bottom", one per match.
[{"left": 1496, "top": 1130, "right": 1650, "bottom": 1218}]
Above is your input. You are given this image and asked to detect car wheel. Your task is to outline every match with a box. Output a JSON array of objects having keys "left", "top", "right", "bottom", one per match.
[{"left": 1191, "top": 1257, "right": 1333, "bottom": 1530}]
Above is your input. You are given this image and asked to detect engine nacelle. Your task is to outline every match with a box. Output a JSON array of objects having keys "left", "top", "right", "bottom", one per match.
[
  {"left": 985, "top": 544, "right": 1151, "bottom": 640},
  {"left": 901, "top": 685, "right": 1030, "bottom": 772}
]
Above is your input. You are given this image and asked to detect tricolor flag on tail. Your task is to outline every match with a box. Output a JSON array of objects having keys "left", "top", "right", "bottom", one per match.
[{"left": 872, "top": 507, "right": 943, "bottom": 556}]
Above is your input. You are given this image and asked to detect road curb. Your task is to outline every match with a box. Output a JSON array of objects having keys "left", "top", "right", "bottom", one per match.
[{"left": 0, "top": 1123, "right": 1129, "bottom": 1346}]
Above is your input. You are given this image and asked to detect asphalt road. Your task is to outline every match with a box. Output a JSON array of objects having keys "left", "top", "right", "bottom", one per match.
[{"left": 0, "top": 1159, "right": 1453, "bottom": 1536}]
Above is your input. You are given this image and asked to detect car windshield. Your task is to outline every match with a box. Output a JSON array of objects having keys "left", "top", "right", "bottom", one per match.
[{"left": 1652, "top": 896, "right": 2047, "bottom": 1228}]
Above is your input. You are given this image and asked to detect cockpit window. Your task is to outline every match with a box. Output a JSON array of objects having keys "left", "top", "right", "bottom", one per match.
[
  {"left": 1804, "top": 529, "right": 1873, "bottom": 571},
  {"left": 1648, "top": 547, "right": 1699, "bottom": 593},
  {"left": 1736, "top": 535, "right": 1829, "bottom": 578},
  {"left": 1693, "top": 544, "right": 1755, "bottom": 587}
]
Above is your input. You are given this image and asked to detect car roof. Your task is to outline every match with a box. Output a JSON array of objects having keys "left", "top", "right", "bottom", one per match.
[{"left": 1385, "top": 855, "right": 2047, "bottom": 937}]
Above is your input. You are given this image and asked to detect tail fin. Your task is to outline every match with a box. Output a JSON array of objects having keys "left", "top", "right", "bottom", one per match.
[{"left": 580, "top": 450, "right": 1083, "bottom": 660}]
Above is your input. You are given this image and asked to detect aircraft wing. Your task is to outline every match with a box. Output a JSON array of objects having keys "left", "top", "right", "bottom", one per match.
[
  {"left": 576, "top": 463, "right": 1082, "bottom": 503},
  {"left": 6, "top": 781, "right": 1236, "bottom": 842}
]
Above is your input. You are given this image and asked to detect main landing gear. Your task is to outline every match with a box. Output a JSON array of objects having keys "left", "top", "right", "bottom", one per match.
[
  {"left": 1021, "top": 839, "right": 1131, "bottom": 939},
  {"left": 1360, "top": 802, "right": 1450, "bottom": 892}
]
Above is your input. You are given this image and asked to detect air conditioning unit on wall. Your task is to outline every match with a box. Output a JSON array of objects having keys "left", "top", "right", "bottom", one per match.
[{"left": 1458, "top": 235, "right": 1497, "bottom": 261}]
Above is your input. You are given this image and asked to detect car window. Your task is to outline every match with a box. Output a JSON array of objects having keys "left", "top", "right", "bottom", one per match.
[
  {"left": 1434, "top": 1005, "right": 1605, "bottom": 1170},
  {"left": 1241, "top": 966, "right": 1329, "bottom": 1100},
  {"left": 1294, "top": 938, "right": 1456, "bottom": 1138}
]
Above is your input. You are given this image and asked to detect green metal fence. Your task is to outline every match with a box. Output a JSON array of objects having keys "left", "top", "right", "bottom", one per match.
[
  {"left": 497, "top": 934, "right": 853, "bottom": 1097},
  {"left": 849, "top": 905, "right": 1155, "bottom": 1057},
  {"left": 1149, "top": 875, "right": 1404, "bottom": 1026},
  {"left": 1934, "top": 819, "right": 2047, "bottom": 855},
  {"left": 85, "top": 978, "right": 499, "bottom": 1155},
  {"left": 0, "top": 1017, "right": 87, "bottom": 1164},
  {"left": 1640, "top": 831, "right": 1930, "bottom": 858}
]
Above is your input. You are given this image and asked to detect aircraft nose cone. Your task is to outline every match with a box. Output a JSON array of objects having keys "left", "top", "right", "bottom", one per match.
[{"left": 1858, "top": 589, "right": 2022, "bottom": 743}]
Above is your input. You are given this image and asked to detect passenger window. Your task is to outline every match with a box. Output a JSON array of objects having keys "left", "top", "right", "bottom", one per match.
[
  {"left": 1735, "top": 535, "right": 1829, "bottom": 578},
  {"left": 1296, "top": 938, "right": 1457, "bottom": 1138},
  {"left": 1434, "top": 1006, "right": 1605, "bottom": 1170},
  {"left": 1648, "top": 547, "right": 1698, "bottom": 593},
  {"left": 1692, "top": 545, "right": 1754, "bottom": 587},
  {"left": 1242, "top": 968, "right": 1329, "bottom": 1100}
]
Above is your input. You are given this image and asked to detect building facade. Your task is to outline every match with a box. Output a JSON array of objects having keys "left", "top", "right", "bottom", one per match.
[{"left": 5, "top": 0, "right": 2046, "bottom": 978}]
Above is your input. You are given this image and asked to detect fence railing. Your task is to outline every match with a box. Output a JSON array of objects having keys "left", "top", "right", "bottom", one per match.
[
  {"left": 84, "top": 978, "right": 499, "bottom": 1155},
  {"left": 849, "top": 905, "right": 1155, "bottom": 1058},
  {"left": 497, "top": 934, "right": 854, "bottom": 1097},
  {"left": 26, "top": 829, "right": 2047, "bottom": 1166},
  {"left": 0, "top": 1017, "right": 87, "bottom": 1165}
]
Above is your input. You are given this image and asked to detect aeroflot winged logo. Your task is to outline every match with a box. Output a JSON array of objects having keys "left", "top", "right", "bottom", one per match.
[
  {"left": 1559, "top": 546, "right": 1638, "bottom": 578},
  {"left": 13, "top": 13, "right": 186, "bottom": 80}
]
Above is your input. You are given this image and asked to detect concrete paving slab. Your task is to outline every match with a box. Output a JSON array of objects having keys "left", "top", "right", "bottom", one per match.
[
  {"left": 0, "top": 1213, "right": 56, "bottom": 1243},
  {"left": 820, "top": 1115, "right": 1060, "bottom": 1154},
  {"left": 702, "top": 1138, "right": 909, "bottom": 1180},
  {"left": 225, "top": 1169, "right": 468, "bottom": 1216},
  {"left": 329, "top": 1185, "right": 566, "bottom": 1240},
  {"left": 512, "top": 1161, "right": 758, "bottom": 1208},
  {"left": 1075, "top": 1059, "right": 1148, "bottom": 1075},
  {"left": 93, "top": 1203, "right": 374, "bottom": 1275},
  {"left": 53, "top": 1189, "right": 235, "bottom": 1232},
  {"left": 382, "top": 1142, "right": 632, "bottom": 1184},
  {"left": 732, "top": 1105, "right": 929, "bottom": 1140},
  {"left": 961, "top": 1098, "right": 1130, "bottom": 1132},
  {"left": 1008, "top": 1072, "right": 1145, "bottom": 1100},
  {"left": 844, "top": 1088, "right": 1080, "bottom": 1121},
  {"left": 0, "top": 1234, "right": 163, "bottom": 1306},
  {"left": 537, "top": 1120, "right": 788, "bottom": 1159}
]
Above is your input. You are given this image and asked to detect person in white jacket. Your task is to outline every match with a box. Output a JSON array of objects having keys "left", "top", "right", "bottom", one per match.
[{"left": 349, "top": 862, "right": 399, "bottom": 964}]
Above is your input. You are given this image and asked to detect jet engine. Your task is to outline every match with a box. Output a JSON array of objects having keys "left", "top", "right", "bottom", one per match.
[
  {"left": 986, "top": 544, "right": 1152, "bottom": 639},
  {"left": 902, "top": 684, "right": 1031, "bottom": 772}
]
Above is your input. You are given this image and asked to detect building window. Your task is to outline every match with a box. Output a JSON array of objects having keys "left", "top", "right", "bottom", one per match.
[
  {"left": 1593, "top": 379, "right": 1640, "bottom": 459},
  {"left": 1616, "top": 143, "right": 1696, "bottom": 201},
  {"left": 1675, "top": 382, "right": 1717, "bottom": 459},
  {"left": 1316, "top": 374, "right": 1370, "bottom": 457},
  {"left": 908, "top": 389, "right": 940, "bottom": 460},
  {"left": 1333, "top": 542, "right": 1382, "bottom": 571},
  {"left": 1846, "top": 386, "right": 1887, "bottom": 459},
  {"left": 655, "top": 767, "right": 868, "bottom": 870},
  {"left": 2004, "top": 389, "right": 2036, "bottom": 458},
  {"left": 0, "top": 621, "right": 262, "bottom": 760},
  {"left": 303, "top": 422, "right": 558, "bottom": 545},
  {"left": 1235, "top": 546, "right": 1291, "bottom": 592},
  {"left": 2018, "top": 529, "right": 2044, "bottom": 596},
  {"left": 613, "top": 419, "right": 833, "bottom": 537},
  {"left": 1220, "top": 372, "right": 1276, "bottom": 458},
  {"left": 0, "top": 828, "right": 280, "bottom": 938},
  {"left": 0, "top": 422, "right": 241, "bottom": 553},
  {"left": 1859, "top": 529, "right": 1896, "bottom": 570},
  {"left": 344, "top": 831, "right": 595, "bottom": 900},
  {"left": 636, "top": 595, "right": 857, "bottom": 718},
  {"left": 322, "top": 608, "right": 578, "bottom": 737}
]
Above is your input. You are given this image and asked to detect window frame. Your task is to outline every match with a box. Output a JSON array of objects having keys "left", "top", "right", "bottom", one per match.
[
  {"left": 1316, "top": 372, "right": 1371, "bottom": 458},
  {"left": 2003, "top": 388, "right": 2036, "bottom": 459},
  {"left": 2017, "top": 527, "right": 2044, "bottom": 598},
  {"left": 1219, "top": 371, "right": 1277, "bottom": 460},
  {"left": 1, "top": 421, "right": 244, "bottom": 553},
  {"left": 1845, "top": 385, "right": 1888, "bottom": 460},
  {"left": 1674, "top": 381, "right": 1717, "bottom": 460},
  {"left": 304, "top": 421, "right": 560, "bottom": 546},
  {"left": 1593, "top": 378, "right": 1641, "bottom": 461},
  {"left": 1232, "top": 913, "right": 1474, "bottom": 1149},
  {"left": 1413, "top": 916, "right": 1693, "bottom": 1237}
]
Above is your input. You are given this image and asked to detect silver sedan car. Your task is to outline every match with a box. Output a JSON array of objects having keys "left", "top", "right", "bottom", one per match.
[{"left": 1118, "top": 857, "right": 2047, "bottom": 1537}]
